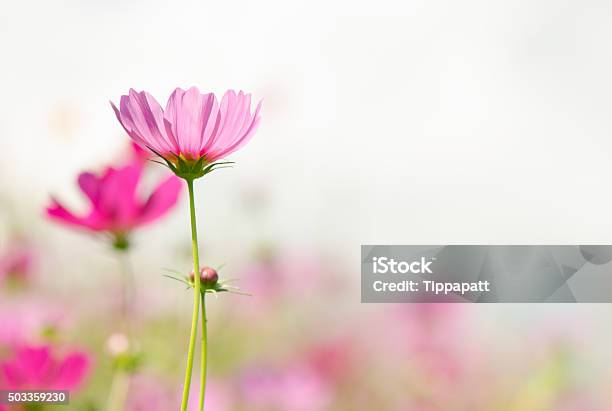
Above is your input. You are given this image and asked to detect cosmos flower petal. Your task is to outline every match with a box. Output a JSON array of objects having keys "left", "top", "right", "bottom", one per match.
[
  {"left": 1, "top": 361, "right": 23, "bottom": 389},
  {"left": 199, "top": 94, "right": 221, "bottom": 155},
  {"left": 139, "top": 175, "right": 183, "bottom": 224},
  {"left": 77, "top": 172, "right": 101, "bottom": 205},
  {"left": 214, "top": 91, "right": 249, "bottom": 150},
  {"left": 112, "top": 90, "right": 178, "bottom": 156},
  {"left": 210, "top": 100, "right": 262, "bottom": 161},
  {"left": 111, "top": 100, "right": 145, "bottom": 149},
  {"left": 164, "top": 87, "right": 215, "bottom": 158},
  {"left": 128, "top": 89, "right": 178, "bottom": 154},
  {"left": 1, "top": 346, "right": 52, "bottom": 388},
  {"left": 233, "top": 93, "right": 254, "bottom": 140},
  {"left": 0, "top": 346, "right": 90, "bottom": 392},
  {"left": 210, "top": 90, "right": 240, "bottom": 153},
  {"left": 46, "top": 199, "right": 103, "bottom": 231},
  {"left": 53, "top": 352, "right": 91, "bottom": 390},
  {"left": 97, "top": 165, "right": 142, "bottom": 229}
]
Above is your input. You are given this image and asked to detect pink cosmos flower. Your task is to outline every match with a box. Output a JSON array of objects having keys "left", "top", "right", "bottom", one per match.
[
  {"left": 0, "top": 345, "right": 90, "bottom": 391},
  {"left": 46, "top": 162, "right": 181, "bottom": 244},
  {"left": 111, "top": 87, "right": 261, "bottom": 178}
]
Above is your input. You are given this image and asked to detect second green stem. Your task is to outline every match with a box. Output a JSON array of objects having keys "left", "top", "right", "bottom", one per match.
[{"left": 199, "top": 293, "right": 208, "bottom": 411}]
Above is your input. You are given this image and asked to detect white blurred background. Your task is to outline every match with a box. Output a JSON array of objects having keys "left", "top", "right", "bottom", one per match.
[
  {"left": 1, "top": 1, "right": 612, "bottom": 300},
  {"left": 2, "top": 1, "right": 612, "bottom": 252}
]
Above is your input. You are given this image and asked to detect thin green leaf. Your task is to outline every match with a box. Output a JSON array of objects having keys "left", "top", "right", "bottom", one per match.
[{"left": 162, "top": 274, "right": 191, "bottom": 286}]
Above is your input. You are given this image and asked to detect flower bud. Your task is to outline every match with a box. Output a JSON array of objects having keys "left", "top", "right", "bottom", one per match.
[
  {"left": 189, "top": 266, "right": 219, "bottom": 288},
  {"left": 106, "top": 332, "right": 130, "bottom": 357}
]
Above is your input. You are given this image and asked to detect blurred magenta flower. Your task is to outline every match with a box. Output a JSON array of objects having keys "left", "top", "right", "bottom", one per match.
[
  {"left": 111, "top": 87, "right": 261, "bottom": 179},
  {"left": 130, "top": 141, "right": 152, "bottom": 164},
  {"left": 0, "top": 345, "right": 90, "bottom": 391},
  {"left": 46, "top": 162, "right": 181, "bottom": 247}
]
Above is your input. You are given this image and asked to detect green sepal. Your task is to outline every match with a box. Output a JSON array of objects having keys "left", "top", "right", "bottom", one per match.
[
  {"left": 112, "top": 350, "right": 143, "bottom": 373},
  {"left": 112, "top": 233, "right": 130, "bottom": 251},
  {"left": 145, "top": 145, "right": 235, "bottom": 180}
]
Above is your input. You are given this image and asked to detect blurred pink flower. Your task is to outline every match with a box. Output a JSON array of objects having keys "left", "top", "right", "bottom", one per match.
[
  {"left": 305, "top": 337, "right": 355, "bottom": 383},
  {"left": 111, "top": 87, "right": 261, "bottom": 163},
  {"left": 188, "top": 379, "right": 233, "bottom": 411},
  {"left": 241, "top": 251, "right": 338, "bottom": 300},
  {"left": 125, "top": 374, "right": 233, "bottom": 411},
  {"left": 46, "top": 162, "right": 181, "bottom": 237},
  {"left": 126, "top": 373, "right": 177, "bottom": 411},
  {"left": 0, "top": 300, "right": 68, "bottom": 347},
  {"left": 0, "top": 345, "right": 90, "bottom": 391},
  {"left": 240, "top": 365, "right": 332, "bottom": 411},
  {"left": 361, "top": 304, "right": 486, "bottom": 407},
  {"left": 382, "top": 304, "right": 470, "bottom": 374},
  {"left": 0, "top": 241, "right": 35, "bottom": 285}
]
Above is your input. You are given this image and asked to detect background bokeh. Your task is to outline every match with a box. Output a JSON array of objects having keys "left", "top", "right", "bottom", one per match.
[{"left": 2, "top": 1, "right": 612, "bottom": 410}]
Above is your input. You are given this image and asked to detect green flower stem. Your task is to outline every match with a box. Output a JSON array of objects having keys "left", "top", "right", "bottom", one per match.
[
  {"left": 181, "top": 179, "right": 202, "bottom": 411},
  {"left": 117, "top": 250, "right": 135, "bottom": 326},
  {"left": 105, "top": 370, "right": 130, "bottom": 411},
  {"left": 199, "top": 292, "right": 208, "bottom": 411},
  {"left": 104, "top": 250, "right": 134, "bottom": 411}
]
